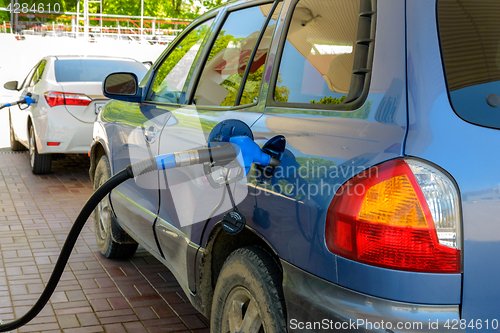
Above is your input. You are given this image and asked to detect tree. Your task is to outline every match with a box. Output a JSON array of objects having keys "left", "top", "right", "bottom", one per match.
[
  {"left": 0, "top": 0, "right": 10, "bottom": 21},
  {"left": 274, "top": 74, "right": 290, "bottom": 103},
  {"left": 2, "top": 0, "right": 231, "bottom": 29},
  {"left": 311, "top": 95, "right": 346, "bottom": 105},
  {"left": 171, "top": 0, "right": 182, "bottom": 16},
  {"left": 202, "top": 0, "right": 228, "bottom": 11}
]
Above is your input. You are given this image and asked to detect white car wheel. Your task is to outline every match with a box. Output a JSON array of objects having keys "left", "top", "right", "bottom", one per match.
[{"left": 28, "top": 125, "right": 51, "bottom": 174}]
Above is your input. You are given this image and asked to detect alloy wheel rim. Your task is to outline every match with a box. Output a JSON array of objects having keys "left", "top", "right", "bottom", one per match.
[
  {"left": 97, "top": 174, "right": 110, "bottom": 239},
  {"left": 223, "top": 287, "right": 264, "bottom": 333}
]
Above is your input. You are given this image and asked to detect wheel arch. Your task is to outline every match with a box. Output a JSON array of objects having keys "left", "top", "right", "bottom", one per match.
[
  {"left": 198, "top": 223, "right": 283, "bottom": 318},
  {"left": 27, "top": 115, "right": 40, "bottom": 149},
  {"left": 26, "top": 115, "right": 40, "bottom": 149},
  {"left": 27, "top": 115, "right": 33, "bottom": 134},
  {"left": 89, "top": 139, "right": 108, "bottom": 183}
]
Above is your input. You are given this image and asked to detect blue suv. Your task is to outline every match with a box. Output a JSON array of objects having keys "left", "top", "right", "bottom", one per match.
[{"left": 90, "top": 0, "right": 500, "bottom": 331}]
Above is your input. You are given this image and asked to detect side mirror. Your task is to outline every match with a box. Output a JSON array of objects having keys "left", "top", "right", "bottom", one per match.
[
  {"left": 104, "top": 73, "right": 137, "bottom": 95},
  {"left": 4, "top": 81, "right": 18, "bottom": 91},
  {"left": 103, "top": 72, "right": 143, "bottom": 102}
]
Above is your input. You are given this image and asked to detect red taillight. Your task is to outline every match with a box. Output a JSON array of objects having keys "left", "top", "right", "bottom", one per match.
[
  {"left": 47, "top": 142, "right": 60, "bottom": 146},
  {"left": 64, "top": 93, "right": 92, "bottom": 106},
  {"left": 44, "top": 91, "right": 65, "bottom": 107},
  {"left": 44, "top": 91, "right": 92, "bottom": 108},
  {"left": 326, "top": 159, "right": 461, "bottom": 273}
]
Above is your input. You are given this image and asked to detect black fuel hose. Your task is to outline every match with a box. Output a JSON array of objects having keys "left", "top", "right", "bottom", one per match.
[
  {"left": 0, "top": 135, "right": 279, "bottom": 331},
  {"left": 0, "top": 166, "right": 135, "bottom": 332}
]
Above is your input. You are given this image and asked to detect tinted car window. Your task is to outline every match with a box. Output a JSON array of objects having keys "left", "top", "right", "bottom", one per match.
[
  {"left": 193, "top": 3, "right": 279, "bottom": 107},
  {"left": 31, "top": 60, "right": 47, "bottom": 85},
  {"left": 148, "top": 18, "right": 214, "bottom": 104},
  {"left": 438, "top": 0, "right": 500, "bottom": 129},
  {"left": 55, "top": 59, "right": 147, "bottom": 83},
  {"left": 239, "top": 3, "right": 282, "bottom": 106},
  {"left": 274, "top": 0, "right": 360, "bottom": 105}
]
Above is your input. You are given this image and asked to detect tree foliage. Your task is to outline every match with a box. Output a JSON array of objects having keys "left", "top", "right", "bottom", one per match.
[
  {"left": 96, "top": 0, "right": 197, "bottom": 19},
  {"left": 97, "top": 0, "right": 229, "bottom": 18},
  {"left": 201, "top": 0, "right": 226, "bottom": 10},
  {"left": 0, "top": 0, "right": 10, "bottom": 21},
  {"left": 311, "top": 95, "right": 346, "bottom": 105},
  {"left": 2, "top": 0, "right": 230, "bottom": 27}
]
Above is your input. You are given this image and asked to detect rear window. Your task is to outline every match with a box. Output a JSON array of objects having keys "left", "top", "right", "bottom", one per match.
[
  {"left": 438, "top": 0, "right": 500, "bottom": 128},
  {"left": 55, "top": 59, "right": 148, "bottom": 83}
]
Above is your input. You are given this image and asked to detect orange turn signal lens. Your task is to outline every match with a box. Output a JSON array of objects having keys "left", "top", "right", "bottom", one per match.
[{"left": 358, "top": 174, "right": 428, "bottom": 228}]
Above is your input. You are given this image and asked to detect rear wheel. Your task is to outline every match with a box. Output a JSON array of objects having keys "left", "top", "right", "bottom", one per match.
[
  {"left": 9, "top": 114, "right": 25, "bottom": 151},
  {"left": 29, "top": 125, "right": 51, "bottom": 174},
  {"left": 211, "top": 246, "right": 287, "bottom": 333},
  {"left": 94, "top": 155, "right": 138, "bottom": 259}
]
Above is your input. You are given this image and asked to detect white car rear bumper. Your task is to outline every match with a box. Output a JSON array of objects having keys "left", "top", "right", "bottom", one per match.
[{"left": 35, "top": 106, "right": 94, "bottom": 155}]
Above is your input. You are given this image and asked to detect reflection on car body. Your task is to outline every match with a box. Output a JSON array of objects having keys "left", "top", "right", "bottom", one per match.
[{"left": 90, "top": 0, "right": 500, "bottom": 332}]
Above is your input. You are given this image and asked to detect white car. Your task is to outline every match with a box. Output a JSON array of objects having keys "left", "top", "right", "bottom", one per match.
[{"left": 4, "top": 55, "right": 148, "bottom": 174}]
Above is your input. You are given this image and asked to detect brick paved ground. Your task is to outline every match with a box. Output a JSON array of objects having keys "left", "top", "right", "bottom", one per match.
[{"left": 0, "top": 150, "right": 209, "bottom": 333}]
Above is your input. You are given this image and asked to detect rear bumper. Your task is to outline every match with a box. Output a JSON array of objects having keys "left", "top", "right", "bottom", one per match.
[
  {"left": 282, "top": 260, "right": 463, "bottom": 333},
  {"left": 36, "top": 107, "right": 93, "bottom": 154}
]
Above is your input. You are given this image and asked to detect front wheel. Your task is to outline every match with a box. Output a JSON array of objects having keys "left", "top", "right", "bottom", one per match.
[
  {"left": 93, "top": 155, "right": 138, "bottom": 259},
  {"left": 211, "top": 246, "right": 287, "bottom": 333},
  {"left": 29, "top": 125, "right": 51, "bottom": 174}
]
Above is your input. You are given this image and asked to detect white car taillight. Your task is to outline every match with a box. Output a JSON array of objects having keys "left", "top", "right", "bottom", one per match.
[{"left": 44, "top": 91, "right": 92, "bottom": 107}]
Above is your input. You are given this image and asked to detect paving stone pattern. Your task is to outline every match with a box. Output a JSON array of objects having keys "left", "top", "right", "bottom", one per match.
[{"left": 0, "top": 152, "right": 209, "bottom": 333}]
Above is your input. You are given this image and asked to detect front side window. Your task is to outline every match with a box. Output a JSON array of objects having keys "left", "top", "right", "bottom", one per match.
[
  {"left": 274, "top": 0, "right": 360, "bottom": 105},
  {"left": 32, "top": 60, "right": 47, "bottom": 85},
  {"left": 438, "top": 0, "right": 500, "bottom": 129},
  {"left": 148, "top": 18, "right": 214, "bottom": 104},
  {"left": 21, "top": 65, "right": 37, "bottom": 89},
  {"left": 193, "top": 3, "right": 280, "bottom": 107}
]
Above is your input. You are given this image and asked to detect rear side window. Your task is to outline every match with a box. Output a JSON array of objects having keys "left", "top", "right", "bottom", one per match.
[
  {"left": 55, "top": 59, "right": 147, "bottom": 83},
  {"left": 272, "top": 0, "right": 375, "bottom": 108},
  {"left": 438, "top": 0, "right": 500, "bottom": 129},
  {"left": 193, "top": 3, "right": 281, "bottom": 107}
]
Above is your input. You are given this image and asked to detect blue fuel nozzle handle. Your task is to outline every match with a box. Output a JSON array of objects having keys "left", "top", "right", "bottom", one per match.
[
  {"left": 24, "top": 96, "right": 35, "bottom": 106},
  {"left": 229, "top": 136, "right": 280, "bottom": 175}
]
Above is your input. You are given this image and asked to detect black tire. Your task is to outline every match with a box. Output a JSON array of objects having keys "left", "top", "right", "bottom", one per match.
[
  {"left": 9, "top": 113, "right": 26, "bottom": 151},
  {"left": 211, "top": 246, "right": 287, "bottom": 333},
  {"left": 93, "top": 155, "right": 138, "bottom": 259},
  {"left": 28, "top": 125, "right": 51, "bottom": 174}
]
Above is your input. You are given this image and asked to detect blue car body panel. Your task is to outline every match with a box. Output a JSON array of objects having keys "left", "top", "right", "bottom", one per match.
[
  {"left": 91, "top": 0, "right": 500, "bottom": 329},
  {"left": 110, "top": 101, "right": 171, "bottom": 255},
  {"left": 249, "top": 0, "right": 459, "bottom": 305},
  {"left": 405, "top": 0, "right": 500, "bottom": 326}
]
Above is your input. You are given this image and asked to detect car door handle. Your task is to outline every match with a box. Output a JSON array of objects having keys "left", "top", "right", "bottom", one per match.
[{"left": 144, "top": 125, "right": 157, "bottom": 144}]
